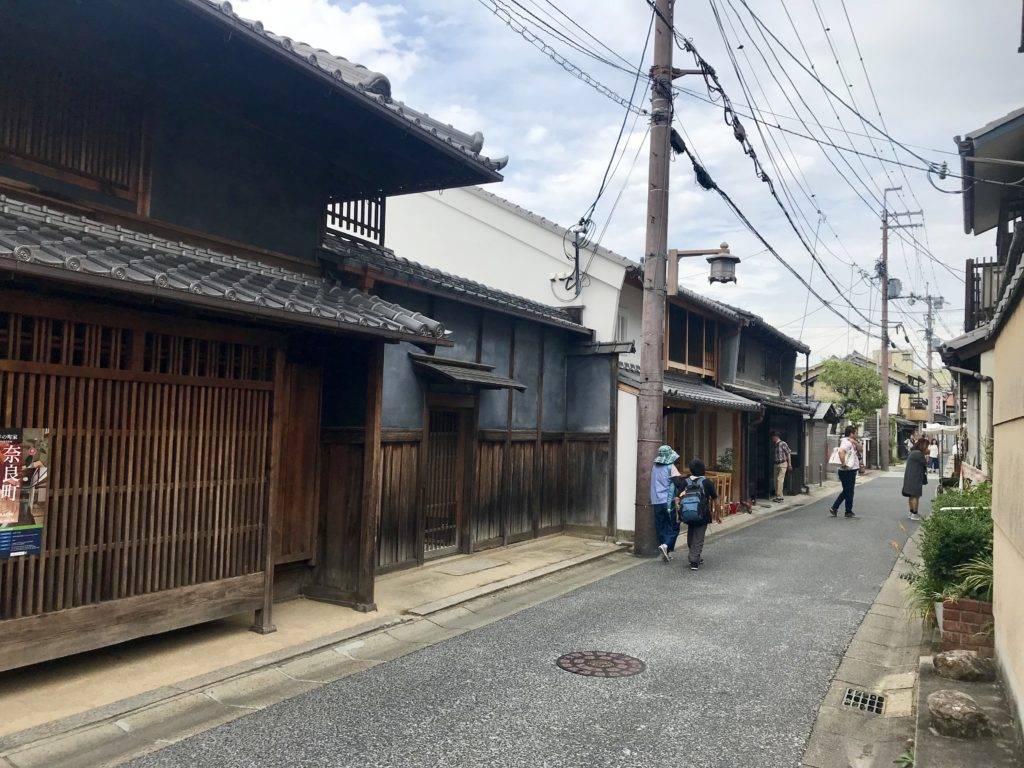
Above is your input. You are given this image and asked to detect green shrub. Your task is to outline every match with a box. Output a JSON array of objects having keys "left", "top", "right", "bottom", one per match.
[
  {"left": 933, "top": 482, "right": 991, "bottom": 513},
  {"left": 918, "top": 506, "right": 993, "bottom": 590}
]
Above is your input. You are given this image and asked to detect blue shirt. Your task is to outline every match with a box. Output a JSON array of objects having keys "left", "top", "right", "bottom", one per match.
[{"left": 650, "top": 464, "right": 676, "bottom": 505}]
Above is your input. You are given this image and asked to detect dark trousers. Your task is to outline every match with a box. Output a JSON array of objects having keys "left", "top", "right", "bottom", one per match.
[
  {"left": 653, "top": 503, "right": 680, "bottom": 551},
  {"left": 832, "top": 469, "right": 857, "bottom": 514},
  {"left": 686, "top": 523, "right": 707, "bottom": 565}
]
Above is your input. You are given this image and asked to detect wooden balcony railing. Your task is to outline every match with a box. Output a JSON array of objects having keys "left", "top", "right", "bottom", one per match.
[{"left": 964, "top": 257, "right": 1004, "bottom": 331}]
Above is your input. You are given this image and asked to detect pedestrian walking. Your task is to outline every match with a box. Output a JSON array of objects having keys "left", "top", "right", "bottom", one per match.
[
  {"left": 828, "top": 425, "right": 861, "bottom": 518},
  {"left": 769, "top": 430, "right": 792, "bottom": 502},
  {"left": 651, "top": 444, "right": 681, "bottom": 562},
  {"left": 902, "top": 437, "right": 929, "bottom": 521},
  {"left": 675, "top": 457, "right": 718, "bottom": 571},
  {"left": 928, "top": 439, "right": 940, "bottom": 473}
]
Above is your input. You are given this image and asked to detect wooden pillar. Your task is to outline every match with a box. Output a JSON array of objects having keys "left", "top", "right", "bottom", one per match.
[
  {"left": 355, "top": 340, "right": 384, "bottom": 610},
  {"left": 606, "top": 353, "right": 618, "bottom": 536},
  {"left": 251, "top": 346, "right": 286, "bottom": 634},
  {"left": 532, "top": 334, "right": 545, "bottom": 539}
]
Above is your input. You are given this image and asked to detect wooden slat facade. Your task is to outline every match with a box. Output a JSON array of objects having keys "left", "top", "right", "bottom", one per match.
[{"left": 0, "top": 294, "right": 318, "bottom": 671}]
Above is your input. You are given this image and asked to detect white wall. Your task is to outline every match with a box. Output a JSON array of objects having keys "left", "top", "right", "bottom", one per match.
[
  {"left": 616, "top": 283, "right": 644, "bottom": 366},
  {"left": 386, "top": 187, "right": 630, "bottom": 341},
  {"left": 616, "top": 387, "right": 638, "bottom": 533},
  {"left": 888, "top": 382, "right": 901, "bottom": 414}
]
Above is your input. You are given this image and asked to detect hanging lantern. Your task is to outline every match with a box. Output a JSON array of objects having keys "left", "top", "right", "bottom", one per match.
[{"left": 706, "top": 243, "right": 740, "bottom": 284}]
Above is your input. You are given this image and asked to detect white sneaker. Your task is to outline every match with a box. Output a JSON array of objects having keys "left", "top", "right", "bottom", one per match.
[
  {"left": 658, "top": 543, "right": 670, "bottom": 562},
  {"left": 908, "top": 513, "right": 921, "bottom": 521}
]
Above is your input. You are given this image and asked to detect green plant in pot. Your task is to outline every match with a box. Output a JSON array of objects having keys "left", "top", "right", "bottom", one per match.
[{"left": 905, "top": 484, "right": 993, "bottom": 622}]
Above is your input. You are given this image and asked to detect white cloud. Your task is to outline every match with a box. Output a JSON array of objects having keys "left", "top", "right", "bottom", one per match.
[
  {"left": 231, "top": 0, "right": 421, "bottom": 85},
  {"left": 230, "top": 0, "right": 1020, "bottom": 358}
]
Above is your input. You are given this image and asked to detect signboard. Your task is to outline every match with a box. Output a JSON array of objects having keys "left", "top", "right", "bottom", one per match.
[
  {"left": 932, "top": 392, "right": 945, "bottom": 416},
  {"left": 0, "top": 428, "right": 49, "bottom": 560}
]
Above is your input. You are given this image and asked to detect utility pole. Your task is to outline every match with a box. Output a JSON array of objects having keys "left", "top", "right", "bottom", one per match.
[
  {"left": 879, "top": 205, "right": 890, "bottom": 471},
  {"left": 634, "top": 0, "right": 674, "bottom": 557},
  {"left": 878, "top": 187, "right": 922, "bottom": 470}
]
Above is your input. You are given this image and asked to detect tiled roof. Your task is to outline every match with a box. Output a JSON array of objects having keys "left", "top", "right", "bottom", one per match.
[
  {"left": 322, "top": 233, "right": 591, "bottom": 335},
  {"left": 410, "top": 354, "right": 525, "bottom": 391},
  {"left": 463, "top": 187, "right": 637, "bottom": 268},
  {"left": 735, "top": 309, "right": 810, "bottom": 354},
  {"left": 0, "top": 196, "right": 446, "bottom": 342},
  {"left": 619, "top": 363, "right": 762, "bottom": 413},
  {"left": 625, "top": 263, "right": 741, "bottom": 323},
  {"left": 188, "top": 0, "right": 506, "bottom": 173},
  {"left": 725, "top": 383, "right": 813, "bottom": 414}
]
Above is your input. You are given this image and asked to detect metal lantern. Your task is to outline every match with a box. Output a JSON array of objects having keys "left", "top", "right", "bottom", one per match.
[{"left": 706, "top": 243, "right": 740, "bottom": 284}]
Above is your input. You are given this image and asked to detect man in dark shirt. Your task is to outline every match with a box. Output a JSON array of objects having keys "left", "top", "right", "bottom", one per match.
[
  {"left": 770, "top": 430, "right": 792, "bottom": 502},
  {"left": 676, "top": 457, "right": 718, "bottom": 571}
]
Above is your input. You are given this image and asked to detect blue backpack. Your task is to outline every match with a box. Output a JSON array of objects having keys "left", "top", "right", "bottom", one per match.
[{"left": 678, "top": 476, "right": 707, "bottom": 525}]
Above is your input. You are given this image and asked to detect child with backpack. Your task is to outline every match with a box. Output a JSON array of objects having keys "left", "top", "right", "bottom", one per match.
[{"left": 674, "top": 457, "right": 718, "bottom": 571}]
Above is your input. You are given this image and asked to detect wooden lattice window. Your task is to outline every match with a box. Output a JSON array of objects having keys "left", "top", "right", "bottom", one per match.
[
  {"left": 0, "top": 57, "right": 142, "bottom": 200},
  {"left": 0, "top": 307, "right": 277, "bottom": 621},
  {"left": 325, "top": 195, "right": 386, "bottom": 245},
  {"left": 142, "top": 333, "right": 275, "bottom": 382}
]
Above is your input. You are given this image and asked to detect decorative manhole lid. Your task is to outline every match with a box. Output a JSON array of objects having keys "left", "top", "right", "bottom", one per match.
[
  {"left": 842, "top": 687, "right": 886, "bottom": 715},
  {"left": 555, "top": 651, "right": 646, "bottom": 678}
]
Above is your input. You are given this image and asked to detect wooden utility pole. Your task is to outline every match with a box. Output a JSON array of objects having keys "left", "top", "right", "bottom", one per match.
[
  {"left": 879, "top": 186, "right": 922, "bottom": 469},
  {"left": 634, "top": 0, "right": 674, "bottom": 557},
  {"left": 879, "top": 206, "right": 891, "bottom": 471}
]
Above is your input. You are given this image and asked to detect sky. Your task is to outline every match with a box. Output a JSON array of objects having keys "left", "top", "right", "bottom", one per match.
[{"left": 234, "top": 0, "right": 1023, "bottom": 365}]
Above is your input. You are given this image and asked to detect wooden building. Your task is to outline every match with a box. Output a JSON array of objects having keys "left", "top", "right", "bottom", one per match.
[
  {"left": 615, "top": 272, "right": 762, "bottom": 532},
  {"left": 0, "top": 0, "right": 505, "bottom": 670},
  {"left": 324, "top": 238, "right": 621, "bottom": 572},
  {"left": 720, "top": 310, "right": 813, "bottom": 499}
]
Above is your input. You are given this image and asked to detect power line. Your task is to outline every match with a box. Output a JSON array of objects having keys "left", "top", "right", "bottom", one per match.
[
  {"left": 683, "top": 21, "right": 877, "bottom": 328},
  {"left": 673, "top": 131, "right": 883, "bottom": 340},
  {"left": 711, "top": 1, "right": 967, "bottom": 282},
  {"left": 473, "top": 0, "right": 650, "bottom": 114}
]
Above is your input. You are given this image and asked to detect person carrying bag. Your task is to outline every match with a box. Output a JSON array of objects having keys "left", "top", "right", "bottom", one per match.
[{"left": 828, "top": 425, "right": 861, "bottom": 518}]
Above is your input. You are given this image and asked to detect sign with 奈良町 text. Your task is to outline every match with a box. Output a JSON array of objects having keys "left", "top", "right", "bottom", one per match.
[{"left": 0, "top": 428, "right": 50, "bottom": 560}]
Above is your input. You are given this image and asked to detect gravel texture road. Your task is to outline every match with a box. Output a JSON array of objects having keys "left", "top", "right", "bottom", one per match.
[{"left": 129, "top": 476, "right": 912, "bottom": 768}]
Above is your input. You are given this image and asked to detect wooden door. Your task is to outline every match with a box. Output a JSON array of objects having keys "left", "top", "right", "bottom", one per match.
[{"left": 421, "top": 409, "right": 463, "bottom": 558}]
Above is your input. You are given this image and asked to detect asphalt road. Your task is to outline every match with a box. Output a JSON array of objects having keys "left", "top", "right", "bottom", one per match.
[{"left": 130, "top": 476, "right": 914, "bottom": 768}]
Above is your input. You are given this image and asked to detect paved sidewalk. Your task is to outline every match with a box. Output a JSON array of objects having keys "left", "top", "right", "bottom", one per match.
[
  {"left": 802, "top": 520, "right": 929, "bottom": 768},
  {"left": 0, "top": 534, "right": 620, "bottom": 741}
]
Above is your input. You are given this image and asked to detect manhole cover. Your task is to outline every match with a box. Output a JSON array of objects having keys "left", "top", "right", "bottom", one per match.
[
  {"left": 843, "top": 687, "right": 886, "bottom": 715},
  {"left": 555, "top": 651, "right": 646, "bottom": 678}
]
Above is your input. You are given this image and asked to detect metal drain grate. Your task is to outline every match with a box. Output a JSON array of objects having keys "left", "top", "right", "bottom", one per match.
[{"left": 843, "top": 687, "right": 886, "bottom": 715}]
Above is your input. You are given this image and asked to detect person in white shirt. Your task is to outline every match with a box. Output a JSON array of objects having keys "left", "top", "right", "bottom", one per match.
[
  {"left": 829, "top": 425, "right": 861, "bottom": 518},
  {"left": 928, "top": 440, "right": 940, "bottom": 473}
]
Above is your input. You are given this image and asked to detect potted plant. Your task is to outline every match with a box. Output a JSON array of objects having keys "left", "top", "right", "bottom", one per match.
[{"left": 904, "top": 483, "right": 993, "bottom": 636}]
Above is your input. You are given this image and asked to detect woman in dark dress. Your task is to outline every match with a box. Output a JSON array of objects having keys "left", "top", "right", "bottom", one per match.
[{"left": 902, "top": 438, "right": 929, "bottom": 521}]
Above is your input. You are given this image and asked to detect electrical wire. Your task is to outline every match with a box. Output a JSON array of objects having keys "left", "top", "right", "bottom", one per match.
[
  {"left": 673, "top": 132, "right": 883, "bottom": 340},
  {"left": 473, "top": 0, "right": 649, "bottom": 115},
  {"left": 684, "top": 21, "right": 877, "bottom": 327}
]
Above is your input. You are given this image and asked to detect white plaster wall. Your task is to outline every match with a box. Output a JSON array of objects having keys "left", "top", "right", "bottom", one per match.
[
  {"left": 616, "top": 387, "right": 639, "bottom": 533},
  {"left": 888, "top": 382, "right": 901, "bottom": 414},
  {"left": 386, "top": 188, "right": 630, "bottom": 341},
  {"left": 616, "top": 283, "right": 644, "bottom": 366}
]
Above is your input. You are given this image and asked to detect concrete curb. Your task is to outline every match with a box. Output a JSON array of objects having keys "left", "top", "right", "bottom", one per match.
[
  {"left": 406, "top": 545, "right": 629, "bottom": 616},
  {"left": 0, "top": 613, "right": 411, "bottom": 756}
]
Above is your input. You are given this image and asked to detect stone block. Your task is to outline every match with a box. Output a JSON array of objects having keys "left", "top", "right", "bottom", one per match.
[{"left": 927, "top": 689, "right": 991, "bottom": 738}]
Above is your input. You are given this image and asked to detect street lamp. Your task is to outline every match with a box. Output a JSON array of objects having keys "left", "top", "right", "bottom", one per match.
[{"left": 666, "top": 243, "right": 740, "bottom": 294}]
